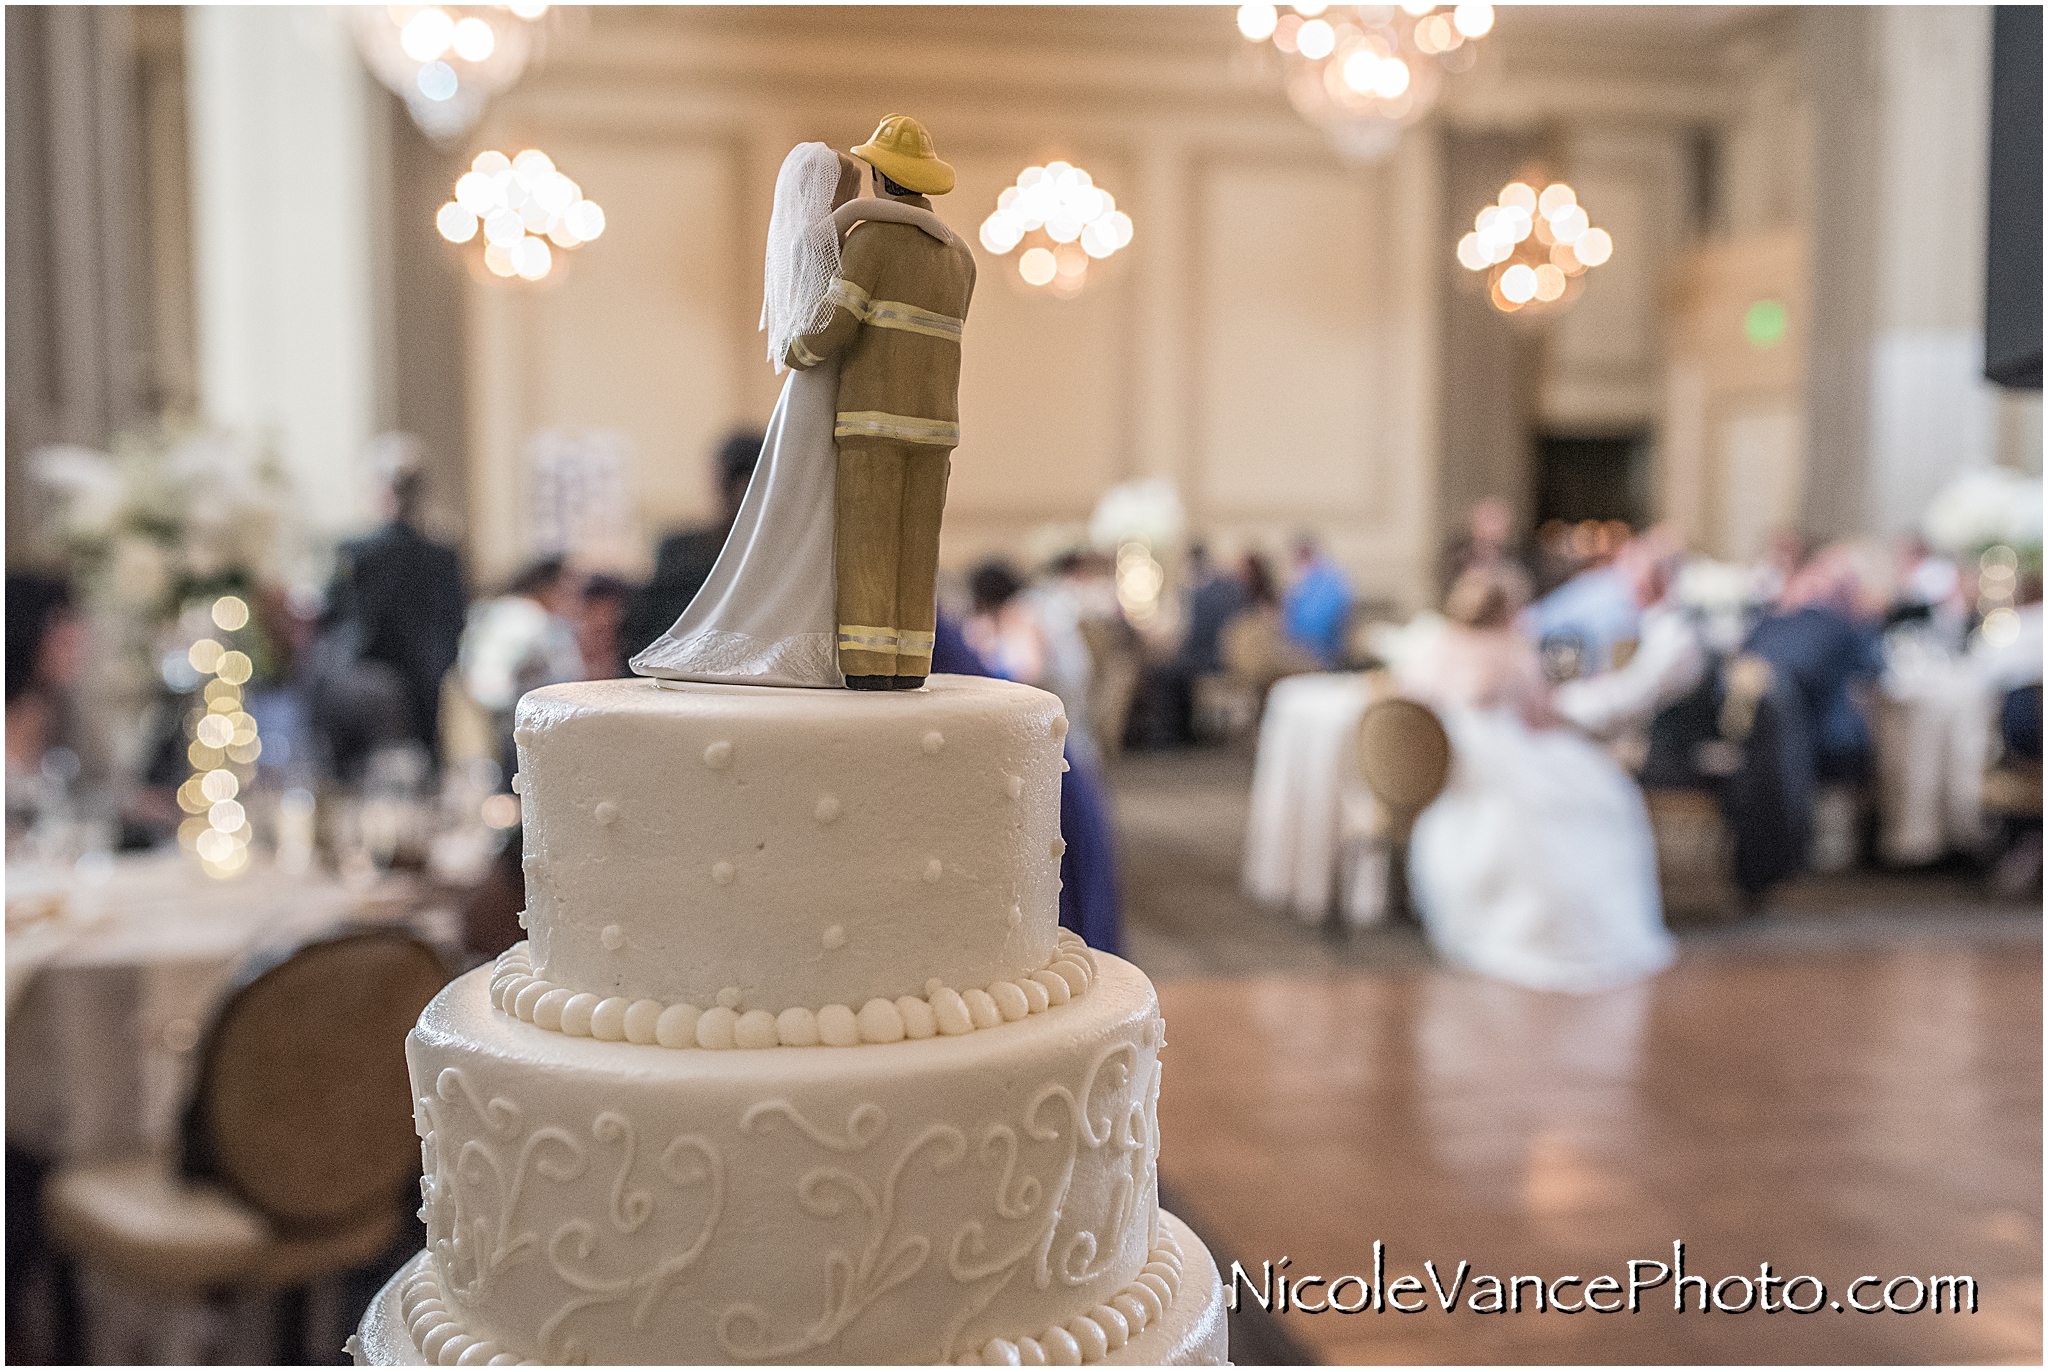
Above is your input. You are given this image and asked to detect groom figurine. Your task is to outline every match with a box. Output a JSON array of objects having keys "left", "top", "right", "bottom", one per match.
[{"left": 784, "top": 115, "right": 976, "bottom": 690}]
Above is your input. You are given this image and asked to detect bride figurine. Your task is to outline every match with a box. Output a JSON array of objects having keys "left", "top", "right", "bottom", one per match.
[{"left": 630, "top": 127, "right": 971, "bottom": 689}]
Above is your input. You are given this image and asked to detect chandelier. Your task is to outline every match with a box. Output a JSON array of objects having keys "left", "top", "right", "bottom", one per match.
[
  {"left": 435, "top": 148, "right": 607, "bottom": 282},
  {"left": 978, "top": 162, "right": 1133, "bottom": 299},
  {"left": 345, "top": 5, "right": 551, "bottom": 144},
  {"left": 1457, "top": 178, "right": 1613, "bottom": 315},
  {"left": 1236, "top": 2, "right": 1492, "bottom": 164}
]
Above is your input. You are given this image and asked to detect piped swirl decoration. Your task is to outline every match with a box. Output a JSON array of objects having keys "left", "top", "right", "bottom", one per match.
[
  {"left": 491, "top": 930, "right": 1099, "bottom": 1050},
  {"left": 955, "top": 1226, "right": 1189, "bottom": 1366},
  {"left": 389, "top": 1226, "right": 1189, "bottom": 1368}
]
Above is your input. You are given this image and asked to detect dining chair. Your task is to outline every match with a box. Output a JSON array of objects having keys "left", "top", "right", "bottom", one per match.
[
  {"left": 1337, "top": 697, "right": 1453, "bottom": 927},
  {"left": 43, "top": 927, "right": 448, "bottom": 1363}
]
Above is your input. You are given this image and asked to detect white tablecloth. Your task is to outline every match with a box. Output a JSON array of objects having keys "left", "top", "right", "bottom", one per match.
[
  {"left": 1242, "top": 672, "right": 1387, "bottom": 920},
  {"left": 6, "top": 853, "right": 422, "bottom": 1165},
  {"left": 1874, "top": 650, "right": 1997, "bottom": 865}
]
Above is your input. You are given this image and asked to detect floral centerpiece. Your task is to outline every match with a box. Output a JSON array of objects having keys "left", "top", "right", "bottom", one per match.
[
  {"left": 1923, "top": 465, "right": 2043, "bottom": 576},
  {"left": 35, "top": 427, "right": 299, "bottom": 873},
  {"left": 35, "top": 426, "right": 294, "bottom": 693}
]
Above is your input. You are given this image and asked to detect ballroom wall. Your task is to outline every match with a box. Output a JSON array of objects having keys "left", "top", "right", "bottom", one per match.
[
  {"left": 442, "top": 6, "right": 1873, "bottom": 605},
  {"left": 445, "top": 7, "right": 1447, "bottom": 602},
  {"left": 11, "top": 7, "right": 2025, "bottom": 607}
]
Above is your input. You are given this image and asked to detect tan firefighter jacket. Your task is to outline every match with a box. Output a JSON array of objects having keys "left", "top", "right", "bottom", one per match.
[{"left": 785, "top": 195, "right": 976, "bottom": 449}]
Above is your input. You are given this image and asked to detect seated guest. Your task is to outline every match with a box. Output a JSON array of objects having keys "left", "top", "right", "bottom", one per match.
[
  {"left": 965, "top": 558, "right": 1097, "bottom": 762},
  {"left": 1398, "top": 565, "right": 1676, "bottom": 993},
  {"left": 932, "top": 612, "right": 1121, "bottom": 955},
  {"left": 575, "top": 573, "right": 635, "bottom": 680},
  {"left": 1176, "top": 542, "right": 1247, "bottom": 677},
  {"left": 1282, "top": 533, "right": 1353, "bottom": 667},
  {"left": 1124, "top": 543, "right": 1246, "bottom": 747},
  {"left": 1552, "top": 529, "right": 1707, "bottom": 752},
  {"left": 5, "top": 574, "right": 87, "bottom": 846},
  {"left": 1887, "top": 533, "right": 1963, "bottom": 635},
  {"left": 1750, "top": 526, "right": 1811, "bottom": 608},
  {"left": 1521, "top": 538, "right": 1640, "bottom": 678},
  {"left": 1439, "top": 496, "right": 1528, "bottom": 598},
  {"left": 1743, "top": 543, "right": 1885, "bottom": 785},
  {"left": 620, "top": 430, "right": 763, "bottom": 657},
  {"left": 459, "top": 558, "right": 588, "bottom": 778},
  {"left": 1220, "top": 553, "right": 1321, "bottom": 693}
]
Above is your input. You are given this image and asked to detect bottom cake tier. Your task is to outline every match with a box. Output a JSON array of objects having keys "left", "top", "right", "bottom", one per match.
[
  {"left": 365, "top": 953, "right": 1223, "bottom": 1365},
  {"left": 350, "top": 1210, "right": 1227, "bottom": 1366}
]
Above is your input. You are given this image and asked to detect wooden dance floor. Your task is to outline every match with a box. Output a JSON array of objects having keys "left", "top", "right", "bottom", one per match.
[{"left": 1116, "top": 751, "right": 2042, "bottom": 1365}]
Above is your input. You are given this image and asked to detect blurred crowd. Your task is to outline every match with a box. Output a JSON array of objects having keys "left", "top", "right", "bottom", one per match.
[{"left": 9, "top": 423, "right": 2041, "bottom": 977}]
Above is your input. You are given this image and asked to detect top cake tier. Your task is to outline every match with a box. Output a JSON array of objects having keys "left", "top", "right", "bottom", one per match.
[{"left": 512, "top": 675, "right": 1068, "bottom": 1016}]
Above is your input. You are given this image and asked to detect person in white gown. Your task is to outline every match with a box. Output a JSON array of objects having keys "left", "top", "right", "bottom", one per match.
[
  {"left": 1399, "top": 564, "right": 1677, "bottom": 994},
  {"left": 629, "top": 142, "right": 968, "bottom": 688}
]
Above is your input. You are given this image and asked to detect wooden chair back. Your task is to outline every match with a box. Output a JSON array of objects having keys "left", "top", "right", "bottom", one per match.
[
  {"left": 1355, "top": 698, "right": 1453, "bottom": 820},
  {"left": 182, "top": 928, "right": 448, "bottom": 1232}
]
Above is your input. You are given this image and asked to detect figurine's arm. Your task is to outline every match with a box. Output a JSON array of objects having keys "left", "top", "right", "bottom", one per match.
[{"left": 785, "top": 225, "right": 883, "bottom": 371}]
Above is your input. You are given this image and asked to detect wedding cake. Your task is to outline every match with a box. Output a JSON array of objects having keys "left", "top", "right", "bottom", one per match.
[{"left": 352, "top": 674, "right": 1227, "bottom": 1365}]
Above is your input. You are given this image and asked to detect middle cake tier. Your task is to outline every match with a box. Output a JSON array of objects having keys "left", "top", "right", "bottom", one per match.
[
  {"left": 410, "top": 951, "right": 1169, "bottom": 1364},
  {"left": 513, "top": 675, "right": 1067, "bottom": 1012}
]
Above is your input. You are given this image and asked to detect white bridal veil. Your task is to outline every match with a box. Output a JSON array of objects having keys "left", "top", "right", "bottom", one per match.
[{"left": 762, "top": 143, "right": 844, "bottom": 373}]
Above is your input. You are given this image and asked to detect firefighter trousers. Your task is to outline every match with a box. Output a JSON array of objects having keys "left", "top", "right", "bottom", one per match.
[{"left": 834, "top": 437, "right": 950, "bottom": 678}]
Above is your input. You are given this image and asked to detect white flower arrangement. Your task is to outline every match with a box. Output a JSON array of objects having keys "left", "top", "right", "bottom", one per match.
[
  {"left": 34, "top": 427, "right": 296, "bottom": 695},
  {"left": 1923, "top": 466, "right": 2043, "bottom": 569},
  {"left": 35, "top": 427, "right": 291, "bottom": 619},
  {"left": 1088, "top": 477, "right": 1185, "bottom": 554}
]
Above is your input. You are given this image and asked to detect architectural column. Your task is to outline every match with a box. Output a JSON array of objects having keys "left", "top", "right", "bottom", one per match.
[
  {"left": 186, "top": 6, "right": 381, "bottom": 539},
  {"left": 1130, "top": 133, "right": 1192, "bottom": 492},
  {"left": 1384, "top": 121, "right": 1445, "bottom": 610},
  {"left": 4, "top": 6, "right": 167, "bottom": 563},
  {"left": 1804, "top": 5, "right": 1998, "bottom": 539}
]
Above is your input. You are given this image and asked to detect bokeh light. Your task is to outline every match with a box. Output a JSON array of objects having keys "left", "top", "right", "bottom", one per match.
[
  {"left": 984, "top": 162, "right": 1131, "bottom": 297},
  {"left": 481, "top": 792, "right": 522, "bottom": 828},
  {"left": 1453, "top": 3, "right": 1494, "bottom": 37},
  {"left": 439, "top": 147, "right": 603, "bottom": 284},
  {"left": 1464, "top": 176, "right": 1612, "bottom": 313}
]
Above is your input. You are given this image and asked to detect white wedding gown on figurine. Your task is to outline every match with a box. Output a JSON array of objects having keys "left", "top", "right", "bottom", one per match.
[
  {"left": 1407, "top": 704, "right": 1677, "bottom": 995},
  {"left": 630, "top": 359, "right": 846, "bottom": 687},
  {"left": 631, "top": 141, "right": 848, "bottom": 688}
]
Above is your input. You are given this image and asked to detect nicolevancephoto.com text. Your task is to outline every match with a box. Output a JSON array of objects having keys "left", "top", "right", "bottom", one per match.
[{"left": 1229, "top": 1244, "right": 1979, "bottom": 1317}]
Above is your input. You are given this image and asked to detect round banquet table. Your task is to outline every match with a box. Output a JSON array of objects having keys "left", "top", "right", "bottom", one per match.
[
  {"left": 6, "top": 852, "right": 439, "bottom": 1167},
  {"left": 1872, "top": 645, "right": 1998, "bottom": 866},
  {"left": 1241, "top": 671, "right": 1398, "bottom": 923},
  {"left": 7, "top": 851, "right": 457, "bottom": 1364}
]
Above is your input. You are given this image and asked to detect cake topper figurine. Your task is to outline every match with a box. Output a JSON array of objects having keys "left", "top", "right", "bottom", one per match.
[{"left": 631, "top": 116, "right": 975, "bottom": 691}]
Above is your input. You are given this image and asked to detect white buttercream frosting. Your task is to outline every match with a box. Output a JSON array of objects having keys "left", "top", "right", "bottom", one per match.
[
  {"left": 406, "top": 956, "right": 1170, "bottom": 1364},
  {"left": 489, "top": 930, "right": 1097, "bottom": 1049},
  {"left": 390, "top": 1212, "right": 1194, "bottom": 1368},
  {"left": 356, "top": 673, "right": 1227, "bottom": 1365},
  {"left": 512, "top": 677, "right": 1066, "bottom": 1013},
  {"left": 355, "top": 1213, "right": 1227, "bottom": 1367}
]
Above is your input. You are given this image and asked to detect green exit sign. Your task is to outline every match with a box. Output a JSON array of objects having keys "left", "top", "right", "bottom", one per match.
[{"left": 1744, "top": 298, "right": 1788, "bottom": 349}]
